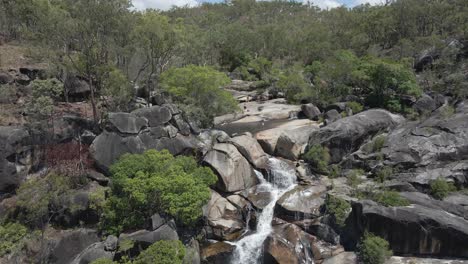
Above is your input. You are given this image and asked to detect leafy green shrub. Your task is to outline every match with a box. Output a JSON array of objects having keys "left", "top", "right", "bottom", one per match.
[
  {"left": 103, "top": 150, "right": 217, "bottom": 234},
  {"left": 0, "top": 222, "right": 28, "bottom": 256},
  {"left": 373, "top": 191, "right": 410, "bottom": 207},
  {"left": 325, "top": 196, "right": 351, "bottom": 228},
  {"left": 329, "top": 164, "right": 342, "bottom": 179},
  {"left": 430, "top": 178, "right": 457, "bottom": 200},
  {"left": 372, "top": 135, "right": 386, "bottom": 153},
  {"left": 348, "top": 169, "right": 364, "bottom": 188},
  {"left": 102, "top": 68, "right": 134, "bottom": 112},
  {"left": 160, "top": 65, "right": 238, "bottom": 127},
  {"left": 27, "top": 78, "right": 63, "bottom": 118},
  {"left": 376, "top": 166, "right": 393, "bottom": 183},
  {"left": 304, "top": 145, "right": 330, "bottom": 174},
  {"left": 133, "top": 240, "right": 185, "bottom": 264},
  {"left": 90, "top": 258, "right": 116, "bottom": 264},
  {"left": 347, "top": 101, "right": 363, "bottom": 114},
  {"left": 358, "top": 233, "right": 393, "bottom": 264},
  {"left": 276, "top": 70, "right": 309, "bottom": 103}
]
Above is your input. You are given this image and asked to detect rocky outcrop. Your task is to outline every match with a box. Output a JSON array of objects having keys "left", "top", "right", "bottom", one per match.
[
  {"left": 47, "top": 229, "right": 100, "bottom": 264},
  {"left": 275, "top": 184, "right": 327, "bottom": 221},
  {"left": 324, "top": 109, "right": 341, "bottom": 125},
  {"left": 203, "top": 190, "right": 245, "bottom": 241},
  {"left": 413, "top": 94, "right": 437, "bottom": 114},
  {"left": 203, "top": 143, "right": 257, "bottom": 192},
  {"left": 229, "top": 133, "right": 269, "bottom": 169},
  {"left": 201, "top": 242, "right": 234, "bottom": 264},
  {"left": 344, "top": 200, "right": 468, "bottom": 258},
  {"left": 118, "top": 221, "right": 178, "bottom": 249},
  {"left": 308, "top": 109, "right": 405, "bottom": 163},
  {"left": 90, "top": 106, "right": 199, "bottom": 173},
  {"left": 302, "top": 104, "right": 321, "bottom": 121},
  {"left": 275, "top": 124, "right": 319, "bottom": 160},
  {"left": 70, "top": 235, "right": 117, "bottom": 264}
]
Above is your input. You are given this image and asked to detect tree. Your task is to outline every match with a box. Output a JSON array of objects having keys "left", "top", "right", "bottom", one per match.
[
  {"left": 133, "top": 240, "right": 185, "bottom": 264},
  {"left": 103, "top": 150, "right": 217, "bottom": 234},
  {"left": 102, "top": 68, "right": 134, "bottom": 112},
  {"left": 160, "top": 65, "right": 237, "bottom": 127},
  {"left": 358, "top": 233, "right": 393, "bottom": 264}
]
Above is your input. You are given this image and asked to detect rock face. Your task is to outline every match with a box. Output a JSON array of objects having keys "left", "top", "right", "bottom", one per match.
[
  {"left": 229, "top": 133, "right": 269, "bottom": 169},
  {"left": 64, "top": 76, "right": 91, "bottom": 100},
  {"left": 302, "top": 104, "right": 321, "bottom": 121},
  {"left": 308, "top": 109, "right": 404, "bottom": 163},
  {"left": 203, "top": 143, "right": 257, "bottom": 192},
  {"left": 324, "top": 109, "right": 341, "bottom": 125},
  {"left": 0, "top": 126, "right": 32, "bottom": 193},
  {"left": 70, "top": 235, "right": 117, "bottom": 264},
  {"left": 275, "top": 124, "right": 319, "bottom": 160},
  {"left": 48, "top": 229, "right": 100, "bottom": 264},
  {"left": 275, "top": 184, "right": 327, "bottom": 221},
  {"left": 118, "top": 221, "right": 178, "bottom": 248},
  {"left": 91, "top": 106, "right": 198, "bottom": 173},
  {"left": 203, "top": 190, "right": 245, "bottom": 240},
  {"left": 345, "top": 200, "right": 468, "bottom": 258},
  {"left": 201, "top": 242, "right": 235, "bottom": 264},
  {"left": 413, "top": 94, "right": 437, "bottom": 114}
]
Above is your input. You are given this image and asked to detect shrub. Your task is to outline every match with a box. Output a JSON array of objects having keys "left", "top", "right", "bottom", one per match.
[
  {"left": 90, "top": 258, "right": 116, "bottom": 264},
  {"left": 103, "top": 150, "right": 217, "bottom": 234},
  {"left": 276, "top": 70, "right": 309, "bottom": 103},
  {"left": 348, "top": 169, "right": 364, "bottom": 188},
  {"left": 430, "top": 178, "right": 457, "bottom": 200},
  {"left": 102, "top": 68, "right": 134, "bottom": 112},
  {"left": 358, "top": 233, "right": 393, "bottom": 264},
  {"left": 133, "top": 240, "right": 185, "bottom": 264},
  {"left": 373, "top": 191, "right": 410, "bottom": 207},
  {"left": 325, "top": 195, "right": 351, "bottom": 228},
  {"left": 376, "top": 166, "right": 393, "bottom": 183},
  {"left": 27, "top": 78, "right": 63, "bottom": 118},
  {"left": 160, "top": 65, "right": 238, "bottom": 127},
  {"left": 0, "top": 222, "right": 28, "bottom": 257},
  {"left": 346, "top": 101, "right": 363, "bottom": 114},
  {"left": 304, "top": 145, "right": 330, "bottom": 174},
  {"left": 371, "top": 135, "right": 386, "bottom": 153},
  {"left": 329, "top": 164, "right": 342, "bottom": 179}
]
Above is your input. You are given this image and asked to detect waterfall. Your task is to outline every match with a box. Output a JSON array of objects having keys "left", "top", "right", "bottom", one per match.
[{"left": 231, "top": 158, "right": 297, "bottom": 264}]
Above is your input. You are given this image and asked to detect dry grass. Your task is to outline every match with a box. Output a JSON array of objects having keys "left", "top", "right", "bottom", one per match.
[{"left": 0, "top": 43, "right": 48, "bottom": 70}]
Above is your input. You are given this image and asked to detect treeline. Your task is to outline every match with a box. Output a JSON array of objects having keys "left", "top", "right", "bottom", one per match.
[{"left": 0, "top": 0, "right": 467, "bottom": 123}]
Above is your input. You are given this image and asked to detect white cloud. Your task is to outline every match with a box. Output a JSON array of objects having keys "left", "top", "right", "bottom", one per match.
[
  {"left": 309, "top": 0, "right": 342, "bottom": 9},
  {"left": 353, "top": 0, "right": 385, "bottom": 6},
  {"left": 132, "top": 0, "right": 199, "bottom": 11}
]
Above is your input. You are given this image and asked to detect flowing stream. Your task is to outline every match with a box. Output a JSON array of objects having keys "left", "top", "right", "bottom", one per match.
[{"left": 231, "top": 158, "right": 297, "bottom": 264}]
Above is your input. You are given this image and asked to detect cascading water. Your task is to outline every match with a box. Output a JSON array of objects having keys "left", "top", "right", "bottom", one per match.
[{"left": 231, "top": 158, "right": 297, "bottom": 264}]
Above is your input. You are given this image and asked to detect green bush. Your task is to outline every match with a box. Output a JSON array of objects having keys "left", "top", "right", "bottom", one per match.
[
  {"left": 133, "top": 240, "right": 185, "bottom": 264},
  {"left": 304, "top": 145, "right": 330, "bottom": 174},
  {"left": 376, "top": 166, "right": 393, "bottom": 183},
  {"left": 329, "top": 164, "right": 342, "bottom": 179},
  {"left": 276, "top": 70, "right": 309, "bottom": 103},
  {"left": 160, "top": 65, "right": 238, "bottom": 127},
  {"left": 27, "top": 78, "right": 63, "bottom": 118},
  {"left": 373, "top": 191, "right": 410, "bottom": 207},
  {"left": 372, "top": 135, "right": 386, "bottom": 153},
  {"left": 103, "top": 150, "right": 217, "bottom": 234},
  {"left": 102, "top": 68, "right": 134, "bottom": 112},
  {"left": 346, "top": 101, "right": 363, "bottom": 114},
  {"left": 348, "top": 169, "right": 364, "bottom": 188},
  {"left": 358, "top": 233, "right": 393, "bottom": 264},
  {"left": 430, "top": 178, "right": 457, "bottom": 200},
  {"left": 90, "top": 258, "right": 116, "bottom": 264},
  {"left": 325, "top": 196, "right": 351, "bottom": 228},
  {"left": 0, "top": 222, "right": 28, "bottom": 256}
]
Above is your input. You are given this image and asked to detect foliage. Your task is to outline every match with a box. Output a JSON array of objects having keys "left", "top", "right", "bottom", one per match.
[
  {"left": 0, "top": 84, "right": 16, "bottom": 104},
  {"left": 373, "top": 191, "right": 410, "bottom": 207},
  {"left": 347, "top": 101, "right": 363, "bottom": 114},
  {"left": 103, "top": 150, "right": 217, "bottom": 234},
  {"left": 90, "top": 258, "right": 116, "bottom": 264},
  {"left": 325, "top": 196, "right": 351, "bottom": 228},
  {"left": 27, "top": 78, "right": 63, "bottom": 118},
  {"left": 358, "top": 233, "right": 393, "bottom": 264},
  {"left": 348, "top": 169, "right": 365, "bottom": 188},
  {"left": 304, "top": 145, "right": 330, "bottom": 174},
  {"left": 276, "top": 70, "right": 309, "bottom": 103},
  {"left": 160, "top": 65, "right": 237, "bottom": 127},
  {"left": 102, "top": 69, "right": 134, "bottom": 112},
  {"left": 376, "top": 166, "right": 393, "bottom": 183},
  {"left": 133, "top": 240, "right": 186, "bottom": 264},
  {"left": 372, "top": 135, "right": 386, "bottom": 153},
  {"left": 0, "top": 223, "right": 28, "bottom": 257},
  {"left": 329, "top": 165, "right": 342, "bottom": 179},
  {"left": 430, "top": 178, "right": 457, "bottom": 200}
]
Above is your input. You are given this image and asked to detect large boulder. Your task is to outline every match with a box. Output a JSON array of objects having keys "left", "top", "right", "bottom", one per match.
[
  {"left": 118, "top": 222, "right": 178, "bottom": 249},
  {"left": 275, "top": 184, "right": 327, "bottom": 221},
  {"left": 106, "top": 112, "right": 147, "bottom": 134},
  {"left": 413, "top": 94, "right": 437, "bottom": 114},
  {"left": 399, "top": 192, "right": 468, "bottom": 220},
  {"left": 65, "top": 76, "right": 91, "bottom": 100},
  {"left": 203, "top": 143, "right": 257, "bottom": 192},
  {"left": 229, "top": 133, "right": 269, "bottom": 169},
  {"left": 47, "top": 229, "right": 100, "bottom": 264},
  {"left": 203, "top": 190, "right": 245, "bottom": 241},
  {"left": 308, "top": 109, "right": 405, "bottom": 163},
  {"left": 275, "top": 124, "right": 319, "bottom": 160},
  {"left": 70, "top": 236, "right": 117, "bottom": 264},
  {"left": 324, "top": 109, "right": 341, "bottom": 125},
  {"left": 0, "top": 71, "right": 13, "bottom": 84},
  {"left": 344, "top": 200, "right": 468, "bottom": 258},
  {"left": 132, "top": 106, "right": 172, "bottom": 127},
  {"left": 301, "top": 104, "right": 321, "bottom": 121},
  {"left": 201, "top": 242, "right": 235, "bottom": 264}
]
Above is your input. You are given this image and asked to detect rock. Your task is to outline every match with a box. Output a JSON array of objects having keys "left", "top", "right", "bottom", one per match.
[
  {"left": 414, "top": 47, "right": 438, "bottom": 72},
  {"left": 171, "top": 114, "right": 191, "bottom": 136},
  {"left": 302, "top": 104, "right": 321, "bottom": 120},
  {"left": 104, "top": 235, "right": 118, "bottom": 251},
  {"left": 325, "top": 102, "right": 347, "bottom": 112},
  {"left": 413, "top": 94, "right": 437, "bottom": 114},
  {"left": 0, "top": 71, "right": 13, "bottom": 84},
  {"left": 70, "top": 241, "right": 114, "bottom": 264},
  {"left": 275, "top": 184, "right": 327, "bottom": 221},
  {"left": 106, "top": 112, "right": 147, "bottom": 134},
  {"left": 308, "top": 109, "right": 404, "bottom": 163},
  {"left": 150, "top": 213, "right": 170, "bottom": 231},
  {"left": 184, "top": 239, "right": 201, "bottom": 264},
  {"left": 0, "top": 126, "right": 32, "bottom": 193},
  {"left": 293, "top": 218, "right": 340, "bottom": 245},
  {"left": 264, "top": 223, "right": 343, "bottom": 264},
  {"left": 444, "top": 193, "right": 468, "bottom": 209},
  {"left": 201, "top": 242, "right": 234, "bottom": 264},
  {"left": 387, "top": 256, "right": 468, "bottom": 264},
  {"left": 275, "top": 124, "right": 319, "bottom": 160},
  {"left": 204, "top": 143, "right": 257, "bottom": 192},
  {"left": 229, "top": 133, "right": 269, "bottom": 169},
  {"left": 344, "top": 200, "right": 468, "bottom": 258},
  {"left": 132, "top": 106, "right": 172, "bottom": 127},
  {"left": 65, "top": 76, "right": 91, "bottom": 100},
  {"left": 48, "top": 229, "right": 99, "bottom": 264},
  {"left": 203, "top": 190, "right": 244, "bottom": 240},
  {"left": 118, "top": 223, "right": 178, "bottom": 248},
  {"left": 322, "top": 252, "right": 357, "bottom": 264},
  {"left": 237, "top": 99, "right": 301, "bottom": 120},
  {"left": 197, "top": 130, "right": 231, "bottom": 155},
  {"left": 399, "top": 192, "right": 468, "bottom": 220},
  {"left": 324, "top": 109, "right": 341, "bottom": 125}
]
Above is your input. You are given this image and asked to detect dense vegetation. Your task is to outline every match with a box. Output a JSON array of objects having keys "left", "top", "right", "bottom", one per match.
[
  {"left": 1, "top": 0, "right": 466, "bottom": 125},
  {"left": 358, "top": 233, "right": 393, "bottom": 264},
  {"left": 102, "top": 150, "right": 217, "bottom": 234}
]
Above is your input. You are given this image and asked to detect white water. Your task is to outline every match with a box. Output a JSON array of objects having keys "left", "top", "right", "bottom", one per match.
[{"left": 231, "top": 158, "right": 297, "bottom": 264}]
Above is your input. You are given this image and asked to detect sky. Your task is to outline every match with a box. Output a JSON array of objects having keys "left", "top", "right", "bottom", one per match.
[{"left": 131, "top": 0, "right": 385, "bottom": 11}]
